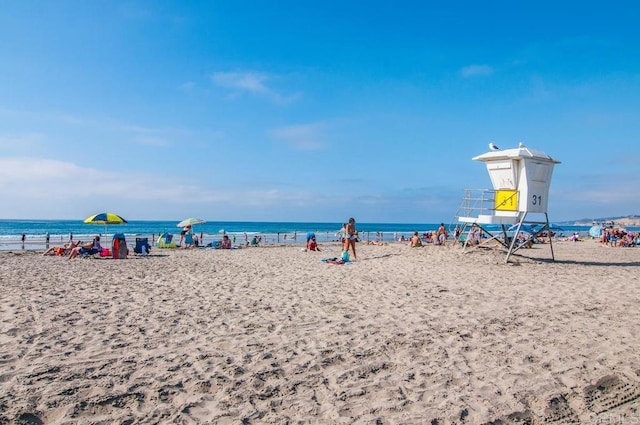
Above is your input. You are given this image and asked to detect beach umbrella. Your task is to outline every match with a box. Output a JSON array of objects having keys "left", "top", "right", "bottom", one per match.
[
  {"left": 589, "top": 225, "right": 602, "bottom": 238},
  {"left": 177, "top": 218, "right": 206, "bottom": 228},
  {"left": 84, "top": 212, "right": 128, "bottom": 235},
  {"left": 177, "top": 218, "right": 206, "bottom": 238}
]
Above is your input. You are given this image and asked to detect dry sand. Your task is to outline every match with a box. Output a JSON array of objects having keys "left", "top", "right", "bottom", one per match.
[{"left": 1, "top": 240, "right": 640, "bottom": 424}]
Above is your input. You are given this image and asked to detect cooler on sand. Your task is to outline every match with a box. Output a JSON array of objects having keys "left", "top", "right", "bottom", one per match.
[{"left": 112, "top": 233, "right": 128, "bottom": 259}]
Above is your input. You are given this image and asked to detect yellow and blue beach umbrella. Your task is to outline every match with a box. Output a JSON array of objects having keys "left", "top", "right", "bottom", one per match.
[{"left": 84, "top": 212, "right": 128, "bottom": 235}]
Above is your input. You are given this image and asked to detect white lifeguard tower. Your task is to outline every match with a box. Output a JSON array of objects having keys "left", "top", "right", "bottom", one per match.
[{"left": 456, "top": 143, "right": 561, "bottom": 263}]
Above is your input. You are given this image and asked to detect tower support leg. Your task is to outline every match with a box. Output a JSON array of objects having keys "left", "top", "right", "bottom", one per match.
[
  {"left": 546, "top": 213, "right": 555, "bottom": 261},
  {"left": 505, "top": 212, "right": 526, "bottom": 263}
]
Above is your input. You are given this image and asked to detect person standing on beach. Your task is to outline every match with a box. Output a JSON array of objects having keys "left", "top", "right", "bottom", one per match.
[
  {"left": 437, "top": 223, "right": 447, "bottom": 246},
  {"left": 344, "top": 217, "right": 358, "bottom": 260},
  {"left": 179, "top": 225, "right": 192, "bottom": 247}
]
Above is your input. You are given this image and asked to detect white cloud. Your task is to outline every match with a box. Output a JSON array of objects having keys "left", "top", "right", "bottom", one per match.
[
  {"left": 0, "top": 157, "right": 195, "bottom": 202},
  {"left": 0, "top": 133, "right": 45, "bottom": 152},
  {"left": 269, "top": 123, "right": 327, "bottom": 150},
  {"left": 211, "top": 71, "right": 301, "bottom": 104},
  {"left": 180, "top": 81, "right": 196, "bottom": 90},
  {"left": 119, "top": 123, "right": 196, "bottom": 147},
  {"left": 0, "top": 157, "right": 330, "bottom": 219},
  {"left": 132, "top": 136, "right": 168, "bottom": 147},
  {"left": 212, "top": 71, "right": 270, "bottom": 93},
  {"left": 460, "top": 64, "right": 494, "bottom": 78}
]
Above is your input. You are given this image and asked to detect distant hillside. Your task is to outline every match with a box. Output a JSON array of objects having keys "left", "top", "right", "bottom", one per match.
[{"left": 566, "top": 215, "right": 640, "bottom": 226}]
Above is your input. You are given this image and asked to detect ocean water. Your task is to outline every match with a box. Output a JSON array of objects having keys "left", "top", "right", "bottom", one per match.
[
  {"left": 0, "top": 219, "right": 443, "bottom": 238},
  {"left": 0, "top": 219, "right": 446, "bottom": 250},
  {"left": 1, "top": 219, "right": 634, "bottom": 251}
]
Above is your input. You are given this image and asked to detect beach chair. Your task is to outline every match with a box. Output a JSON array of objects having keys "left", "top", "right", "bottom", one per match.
[
  {"left": 134, "top": 237, "right": 151, "bottom": 255},
  {"left": 183, "top": 233, "right": 194, "bottom": 248}
]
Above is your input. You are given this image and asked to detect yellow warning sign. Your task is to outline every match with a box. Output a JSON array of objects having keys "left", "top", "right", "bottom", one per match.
[{"left": 495, "top": 190, "right": 518, "bottom": 211}]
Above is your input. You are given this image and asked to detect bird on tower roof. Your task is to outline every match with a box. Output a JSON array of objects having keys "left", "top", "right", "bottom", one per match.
[{"left": 488, "top": 142, "right": 500, "bottom": 151}]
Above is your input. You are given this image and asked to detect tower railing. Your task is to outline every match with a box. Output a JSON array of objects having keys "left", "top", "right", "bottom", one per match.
[{"left": 456, "top": 189, "right": 498, "bottom": 219}]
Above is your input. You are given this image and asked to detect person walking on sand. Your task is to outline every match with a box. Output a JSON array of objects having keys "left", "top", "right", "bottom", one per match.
[{"left": 344, "top": 217, "right": 358, "bottom": 260}]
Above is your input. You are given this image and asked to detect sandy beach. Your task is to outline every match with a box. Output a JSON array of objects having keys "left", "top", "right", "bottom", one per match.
[{"left": 1, "top": 240, "right": 640, "bottom": 424}]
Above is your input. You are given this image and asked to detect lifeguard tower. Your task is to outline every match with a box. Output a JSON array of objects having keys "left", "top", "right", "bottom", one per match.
[{"left": 456, "top": 143, "right": 561, "bottom": 263}]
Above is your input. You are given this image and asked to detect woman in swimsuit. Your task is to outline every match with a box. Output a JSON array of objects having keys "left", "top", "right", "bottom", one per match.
[
  {"left": 344, "top": 217, "right": 358, "bottom": 260},
  {"left": 68, "top": 236, "right": 102, "bottom": 259},
  {"left": 43, "top": 240, "right": 79, "bottom": 256}
]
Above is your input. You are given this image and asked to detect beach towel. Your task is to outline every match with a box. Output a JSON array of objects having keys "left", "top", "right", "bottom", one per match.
[{"left": 321, "top": 257, "right": 351, "bottom": 265}]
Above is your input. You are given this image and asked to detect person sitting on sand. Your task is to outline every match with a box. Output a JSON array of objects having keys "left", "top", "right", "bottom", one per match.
[
  {"left": 307, "top": 236, "right": 321, "bottom": 251},
  {"left": 306, "top": 232, "right": 316, "bottom": 248},
  {"left": 220, "top": 235, "right": 232, "bottom": 249},
  {"left": 409, "top": 231, "right": 423, "bottom": 247},
  {"left": 68, "top": 236, "right": 102, "bottom": 260},
  {"left": 43, "top": 241, "right": 79, "bottom": 256}
]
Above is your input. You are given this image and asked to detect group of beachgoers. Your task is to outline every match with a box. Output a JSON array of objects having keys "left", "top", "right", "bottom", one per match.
[
  {"left": 600, "top": 226, "right": 639, "bottom": 247},
  {"left": 178, "top": 225, "right": 200, "bottom": 248},
  {"left": 309, "top": 217, "right": 454, "bottom": 260},
  {"left": 404, "top": 223, "right": 450, "bottom": 248},
  {"left": 304, "top": 219, "right": 462, "bottom": 257},
  {"left": 304, "top": 217, "right": 359, "bottom": 260},
  {"left": 43, "top": 235, "right": 105, "bottom": 259}
]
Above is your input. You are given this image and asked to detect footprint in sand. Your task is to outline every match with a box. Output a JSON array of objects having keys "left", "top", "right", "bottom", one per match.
[{"left": 541, "top": 394, "right": 579, "bottom": 423}]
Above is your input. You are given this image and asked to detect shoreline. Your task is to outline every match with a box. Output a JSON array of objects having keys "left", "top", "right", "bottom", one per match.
[{"left": 2, "top": 226, "right": 634, "bottom": 252}]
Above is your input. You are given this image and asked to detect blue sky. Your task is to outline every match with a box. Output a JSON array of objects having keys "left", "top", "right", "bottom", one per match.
[{"left": 1, "top": 1, "right": 638, "bottom": 223}]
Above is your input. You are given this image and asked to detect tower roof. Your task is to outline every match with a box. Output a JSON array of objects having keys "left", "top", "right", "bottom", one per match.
[{"left": 473, "top": 145, "right": 561, "bottom": 164}]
